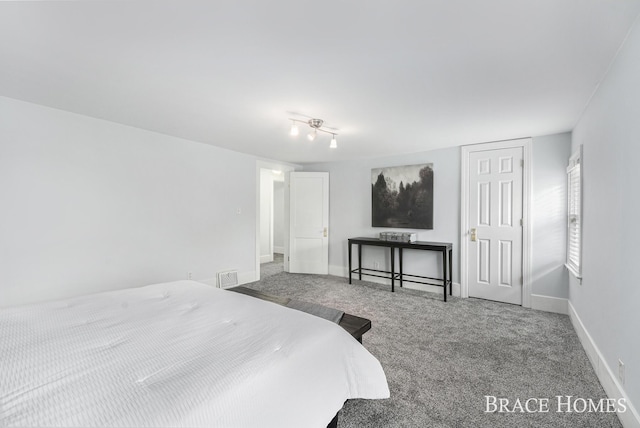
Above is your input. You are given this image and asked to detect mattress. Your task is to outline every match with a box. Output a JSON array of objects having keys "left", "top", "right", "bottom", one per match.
[{"left": 0, "top": 280, "right": 389, "bottom": 427}]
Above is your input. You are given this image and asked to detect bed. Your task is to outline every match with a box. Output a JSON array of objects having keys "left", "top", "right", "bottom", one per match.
[{"left": 0, "top": 280, "right": 389, "bottom": 427}]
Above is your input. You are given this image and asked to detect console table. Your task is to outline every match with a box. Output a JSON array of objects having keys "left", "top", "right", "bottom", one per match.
[{"left": 348, "top": 237, "right": 453, "bottom": 301}]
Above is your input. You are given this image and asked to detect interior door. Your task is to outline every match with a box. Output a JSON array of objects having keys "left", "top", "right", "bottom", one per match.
[
  {"left": 468, "top": 147, "right": 523, "bottom": 304},
  {"left": 289, "top": 172, "right": 329, "bottom": 274}
]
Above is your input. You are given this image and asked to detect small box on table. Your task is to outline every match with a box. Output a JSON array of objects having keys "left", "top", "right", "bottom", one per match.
[{"left": 379, "top": 232, "right": 416, "bottom": 243}]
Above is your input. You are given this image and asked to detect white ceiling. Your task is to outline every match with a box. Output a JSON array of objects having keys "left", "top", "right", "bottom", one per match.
[{"left": 2, "top": 1, "right": 639, "bottom": 164}]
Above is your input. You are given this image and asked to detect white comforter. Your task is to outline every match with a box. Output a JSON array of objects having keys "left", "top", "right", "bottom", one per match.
[{"left": 0, "top": 281, "right": 389, "bottom": 427}]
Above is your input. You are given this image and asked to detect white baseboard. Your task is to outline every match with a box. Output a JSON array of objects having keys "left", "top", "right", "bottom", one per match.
[
  {"left": 568, "top": 302, "right": 639, "bottom": 428},
  {"left": 260, "top": 254, "right": 273, "bottom": 264},
  {"left": 237, "top": 270, "right": 257, "bottom": 285},
  {"left": 530, "top": 294, "right": 568, "bottom": 314},
  {"left": 198, "top": 270, "right": 257, "bottom": 289},
  {"left": 402, "top": 281, "right": 461, "bottom": 297},
  {"left": 328, "top": 264, "right": 348, "bottom": 278},
  {"left": 273, "top": 246, "right": 284, "bottom": 254},
  {"left": 331, "top": 265, "right": 563, "bottom": 310},
  {"left": 329, "top": 264, "right": 461, "bottom": 297}
]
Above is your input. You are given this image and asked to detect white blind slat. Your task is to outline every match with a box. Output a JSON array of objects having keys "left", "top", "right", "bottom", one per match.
[{"left": 566, "top": 150, "right": 582, "bottom": 279}]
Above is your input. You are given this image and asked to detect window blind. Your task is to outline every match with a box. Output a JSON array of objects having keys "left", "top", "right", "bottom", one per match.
[{"left": 566, "top": 148, "right": 582, "bottom": 279}]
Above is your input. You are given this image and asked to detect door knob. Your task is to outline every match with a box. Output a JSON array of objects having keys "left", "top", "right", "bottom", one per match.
[
  {"left": 323, "top": 227, "right": 328, "bottom": 237},
  {"left": 470, "top": 228, "right": 477, "bottom": 242}
]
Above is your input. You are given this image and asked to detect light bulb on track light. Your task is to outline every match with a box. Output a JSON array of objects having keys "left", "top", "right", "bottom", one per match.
[
  {"left": 290, "top": 122, "right": 299, "bottom": 136},
  {"left": 330, "top": 135, "right": 337, "bottom": 148},
  {"left": 307, "top": 129, "right": 317, "bottom": 141}
]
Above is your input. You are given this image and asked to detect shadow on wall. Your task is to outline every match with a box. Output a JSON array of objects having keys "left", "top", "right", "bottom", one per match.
[{"left": 532, "top": 184, "right": 568, "bottom": 297}]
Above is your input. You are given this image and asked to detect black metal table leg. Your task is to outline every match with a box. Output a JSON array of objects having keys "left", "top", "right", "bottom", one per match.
[
  {"left": 449, "top": 248, "right": 453, "bottom": 296},
  {"left": 442, "top": 249, "right": 447, "bottom": 302},
  {"left": 358, "top": 244, "right": 362, "bottom": 281},
  {"left": 348, "top": 240, "right": 352, "bottom": 284},
  {"left": 391, "top": 247, "right": 395, "bottom": 292},
  {"left": 399, "top": 248, "right": 403, "bottom": 288}
]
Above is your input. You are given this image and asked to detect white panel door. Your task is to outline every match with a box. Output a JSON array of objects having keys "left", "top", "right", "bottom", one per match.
[
  {"left": 468, "top": 147, "right": 523, "bottom": 304},
  {"left": 289, "top": 172, "right": 329, "bottom": 274}
]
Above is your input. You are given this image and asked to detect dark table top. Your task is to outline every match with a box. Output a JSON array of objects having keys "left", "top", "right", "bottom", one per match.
[{"left": 348, "top": 237, "right": 452, "bottom": 250}]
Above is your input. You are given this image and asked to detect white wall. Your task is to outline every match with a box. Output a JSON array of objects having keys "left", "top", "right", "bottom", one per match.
[
  {"left": 531, "top": 132, "right": 571, "bottom": 298},
  {"left": 570, "top": 17, "right": 640, "bottom": 423},
  {"left": 306, "top": 134, "right": 570, "bottom": 300},
  {"left": 0, "top": 96, "right": 259, "bottom": 307},
  {"left": 306, "top": 147, "right": 461, "bottom": 290}
]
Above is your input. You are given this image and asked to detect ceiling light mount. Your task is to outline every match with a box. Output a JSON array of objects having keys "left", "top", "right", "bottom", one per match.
[
  {"left": 307, "top": 118, "right": 324, "bottom": 129},
  {"left": 289, "top": 117, "right": 339, "bottom": 148}
]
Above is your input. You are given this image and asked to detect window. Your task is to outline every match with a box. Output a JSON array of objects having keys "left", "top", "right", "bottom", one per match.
[{"left": 566, "top": 146, "right": 582, "bottom": 279}]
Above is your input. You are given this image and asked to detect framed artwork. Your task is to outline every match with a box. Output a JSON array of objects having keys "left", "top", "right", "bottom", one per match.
[{"left": 371, "top": 163, "right": 433, "bottom": 229}]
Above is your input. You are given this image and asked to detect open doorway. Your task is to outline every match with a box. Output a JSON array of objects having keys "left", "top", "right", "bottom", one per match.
[
  {"left": 256, "top": 160, "right": 294, "bottom": 281},
  {"left": 259, "top": 168, "right": 285, "bottom": 278}
]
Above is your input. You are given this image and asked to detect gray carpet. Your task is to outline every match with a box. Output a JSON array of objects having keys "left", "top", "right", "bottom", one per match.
[
  {"left": 247, "top": 267, "right": 622, "bottom": 428},
  {"left": 260, "top": 253, "right": 284, "bottom": 278}
]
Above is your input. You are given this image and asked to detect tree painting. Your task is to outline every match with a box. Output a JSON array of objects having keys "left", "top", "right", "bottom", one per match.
[{"left": 371, "top": 163, "right": 433, "bottom": 229}]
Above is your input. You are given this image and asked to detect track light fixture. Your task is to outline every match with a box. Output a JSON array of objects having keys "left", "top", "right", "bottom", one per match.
[{"left": 289, "top": 118, "right": 338, "bottom": 148}]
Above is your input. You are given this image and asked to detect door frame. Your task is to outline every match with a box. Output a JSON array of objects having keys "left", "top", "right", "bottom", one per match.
[
  {"left": 460, "top": 138, "right": 532, "bottom": 307},
  {"left": 255, "top": 160, "right": 297, "bottom": 282}
]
